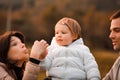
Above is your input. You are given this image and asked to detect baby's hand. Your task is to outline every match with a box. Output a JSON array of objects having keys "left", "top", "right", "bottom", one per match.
[
  {"left": 39, "top": 48, "right": 48, "bottom": 59},
  {"left": 30, "top": 40, "right": 49, "bottom": 60}
]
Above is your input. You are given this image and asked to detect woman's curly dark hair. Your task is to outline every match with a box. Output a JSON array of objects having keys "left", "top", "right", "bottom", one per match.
[{"left": 0, "top": 31, "right": 26, "bottom": 79}]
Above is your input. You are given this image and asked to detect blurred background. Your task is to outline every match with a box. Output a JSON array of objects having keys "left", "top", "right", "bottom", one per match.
[{"left": 0, "top": 0, "right": 120, "bottom": 79}]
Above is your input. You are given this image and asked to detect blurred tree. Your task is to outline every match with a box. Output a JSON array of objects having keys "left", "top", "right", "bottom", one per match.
[
  {"left": 0, "top": 0, "right": 119, "bottom": 49},
  {"left": 0, "top": 10, "right": 7, "bottom": 34},
  {"left": 6, "top": 0, "right": 12, "bottom": 31}
]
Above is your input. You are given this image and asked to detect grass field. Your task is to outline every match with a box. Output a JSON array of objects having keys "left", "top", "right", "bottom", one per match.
[
  {"left": 37, "top": 49, "right": 119, "bottom": 80},
  {"left": 92, "top": 49, "right": 119, "bottom": 78}
]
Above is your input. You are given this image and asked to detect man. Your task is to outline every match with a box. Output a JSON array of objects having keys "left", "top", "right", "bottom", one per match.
[{"left": 103, "top": 9, "right": 120, "bottom": 80}]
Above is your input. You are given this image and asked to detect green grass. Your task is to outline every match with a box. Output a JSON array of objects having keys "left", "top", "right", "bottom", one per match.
[{"left": 37, "top": 49, "right": 119, "bottom": 79}]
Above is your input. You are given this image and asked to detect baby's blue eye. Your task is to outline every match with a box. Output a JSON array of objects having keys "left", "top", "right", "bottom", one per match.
[
  {"left": 55, "top": 32, "right": 58, "bottom": 34},
  {"left": 62, "top": 32, "right": 66, "bottom": 34}
]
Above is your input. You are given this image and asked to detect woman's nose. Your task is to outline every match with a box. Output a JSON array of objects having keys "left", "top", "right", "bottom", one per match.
[{"left": 21, "top": 43, "right": 26, "bottom": 48}]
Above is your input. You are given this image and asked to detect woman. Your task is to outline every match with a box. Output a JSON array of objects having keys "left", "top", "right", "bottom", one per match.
[{"left": 0, "top": 31, "right": 48, "bottom": 80}]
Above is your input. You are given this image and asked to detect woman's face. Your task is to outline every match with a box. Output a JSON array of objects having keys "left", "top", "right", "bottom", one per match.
[{"left": 8, "top": 36, "right": 29, "bottom": 66}]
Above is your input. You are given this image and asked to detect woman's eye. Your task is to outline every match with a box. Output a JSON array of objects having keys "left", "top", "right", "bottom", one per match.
[{"left": 11, "top": 43, "right": 17, "bottom": 46}]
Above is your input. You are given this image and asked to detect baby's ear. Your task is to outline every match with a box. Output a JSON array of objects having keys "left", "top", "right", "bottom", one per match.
[{"left": 72, "top": 35, "right": 77, "bottom": 41}]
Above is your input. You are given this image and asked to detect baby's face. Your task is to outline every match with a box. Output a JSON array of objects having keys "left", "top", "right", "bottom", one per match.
[{"left": 55, "top": 24, "right": 75, "bottom": 46}]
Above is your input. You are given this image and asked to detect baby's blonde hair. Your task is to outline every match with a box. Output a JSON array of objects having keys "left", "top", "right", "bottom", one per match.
[{"left": 55, "top": 17, "right": 81, "bottom": 40}]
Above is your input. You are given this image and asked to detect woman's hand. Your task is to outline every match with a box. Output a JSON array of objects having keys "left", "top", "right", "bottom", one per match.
[{"left": 30, "top": 40, "right": 49, "bottom": 60}]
